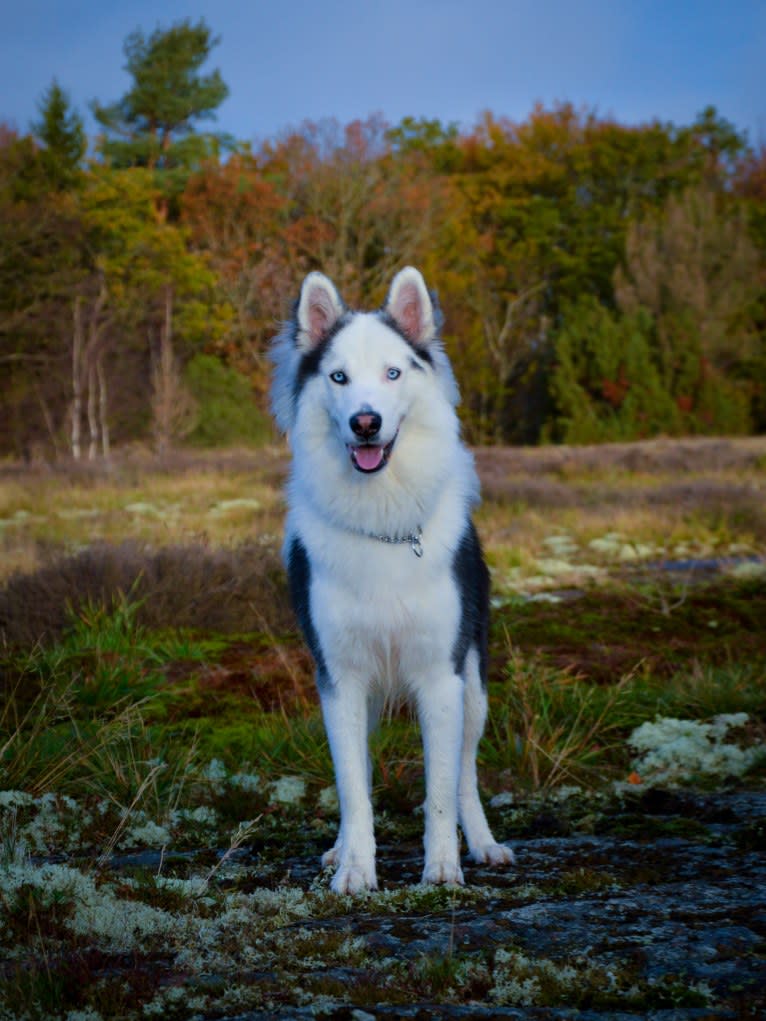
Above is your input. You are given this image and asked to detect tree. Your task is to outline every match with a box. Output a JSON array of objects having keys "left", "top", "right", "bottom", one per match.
[
  {"left": 679, "top": 105, "right": 748, "bottom": 187},
  {"left": 64, "top": 166, "right": 229, "bottom": 460},
  {"left": 0, "top": 127, "right": 86, "bottom": 457},
  {"left": 31, "top": 80, "right": 85, "bottom": 191},
  {"left": 261, "top": 116, "right": 438, "bottom": 307},
  {"left": 548, "top": 298, "right": 680, "bottom": 443},
  {"left": 181, "top": 152, "right": 289, "bottom": 400},
  {"left": 92, "top": 18, "right": 230, "bottom": 203},
  {"left": 734, "top": 144, "right": 766, "bottom": 429},
  {"left": 615, "top": 185, "right": 759, "bottom": 431}
]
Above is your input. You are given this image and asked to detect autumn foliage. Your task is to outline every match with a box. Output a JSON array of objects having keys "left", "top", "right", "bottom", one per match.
[{"left": 1, "top": 24, "right": 765, "bottom": 456}]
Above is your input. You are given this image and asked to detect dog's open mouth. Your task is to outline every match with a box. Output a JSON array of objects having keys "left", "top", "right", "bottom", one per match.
[{"left": 348, "top": 433, "right": 397, "bottom": 473}]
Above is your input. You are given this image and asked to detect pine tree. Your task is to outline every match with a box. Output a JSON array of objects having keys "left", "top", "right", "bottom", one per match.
[
  {"left": 92, "top": 19, "right": 229, "bottom": 179},
  {"left": 548, "top": 297, "right": 680, "bottom": 443},
  {"left": 32, "top": 80, "right": 85, "bottom": 190}
]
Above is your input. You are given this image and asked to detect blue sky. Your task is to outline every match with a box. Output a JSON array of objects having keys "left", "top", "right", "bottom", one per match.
[{"left": 2, "top": 0, "right": 765, "bottom": 148}]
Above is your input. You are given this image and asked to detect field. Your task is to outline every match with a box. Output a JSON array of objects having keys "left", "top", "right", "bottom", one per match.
[{"left": 1, "top": 436, "right": 765, "bottom": 1019}]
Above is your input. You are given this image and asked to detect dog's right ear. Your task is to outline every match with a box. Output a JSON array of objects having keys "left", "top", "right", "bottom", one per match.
[{"left": 296, "top": 272, "right": 345, "bottom": 351}]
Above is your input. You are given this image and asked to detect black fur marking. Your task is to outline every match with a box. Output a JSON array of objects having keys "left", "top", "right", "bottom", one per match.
[
  {"left": 377, "top": 311, "right": 434, "bottom": 366},
  {"left": 287, "top": 536, "right": 328, "bottom": 685},
  {"left": 292, "top": 309, "right": 352, "bottom": 407},
  {"left": 450, "top": 521, "right": 490, "bottom": 684}
]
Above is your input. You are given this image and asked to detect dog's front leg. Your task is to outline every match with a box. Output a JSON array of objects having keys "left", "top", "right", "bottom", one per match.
[
  {"left": 418, "top": 673, "right": 465, "bottom": 885},
  {"left": 320, "top": 679, "right": 377, "bottom": 894}
]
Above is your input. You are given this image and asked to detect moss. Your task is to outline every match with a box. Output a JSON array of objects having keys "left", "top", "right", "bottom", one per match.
[{"left": 493, "top": 576, "right": 766, "bottom": 683}]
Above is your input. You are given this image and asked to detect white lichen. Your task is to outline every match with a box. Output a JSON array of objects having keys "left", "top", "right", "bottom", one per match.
[
  {"left": 489, "top": 791, "right": 514, "bottom": 808},
  {"left": 229, "top": 770, "right": 261, "bottom": 792},
  {"left": 490, "top": 949, "right": 615, "bottom": 1007},
  {"left": 628, "top": 713, "right": 764, "bottom": 783},
  {"left": 0, "top": 861, "right": 179, "bottom": 952},
  {"left": 269, "top": 775, "right": 306, "bottom": 805},
  {"left": 120, "top": 817, "right": 172, "bottom": 848},
  {"left": 318, "top": 784, "right": 339, "bottom": 814}
]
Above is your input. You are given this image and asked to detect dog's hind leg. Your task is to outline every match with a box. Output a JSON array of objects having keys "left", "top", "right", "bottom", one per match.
[
  {"left": 458, "top": 649, "right": 515, "bottom": 866},
  {"left": 319, "top": 679, "right": 378, "bottom": 894}
]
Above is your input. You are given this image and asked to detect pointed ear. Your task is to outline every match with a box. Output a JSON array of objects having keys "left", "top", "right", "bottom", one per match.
[
  {"left": 296, "top": 272, "right": 345, "bottom": 351},
  {"left": 384, "top": 266, "right": 436, "bottom": 345}
]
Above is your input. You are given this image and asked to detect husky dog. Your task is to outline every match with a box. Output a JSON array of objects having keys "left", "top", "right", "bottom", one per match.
[{"left": 271, "top": 267, "right": 514, "bottom": 893}]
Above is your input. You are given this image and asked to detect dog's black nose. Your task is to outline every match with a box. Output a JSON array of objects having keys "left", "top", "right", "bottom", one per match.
[{"left": 349, "top": 411, "right": 382, "bottom": 439}]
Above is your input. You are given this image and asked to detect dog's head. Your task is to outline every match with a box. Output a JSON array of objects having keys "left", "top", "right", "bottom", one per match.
[{"left": 271, "top": 268, "right": 460, "bottom": 477}]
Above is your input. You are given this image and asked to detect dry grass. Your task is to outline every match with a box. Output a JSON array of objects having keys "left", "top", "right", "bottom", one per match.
[
  {"left": 0, "top": 446, "right": 288, "bottom": 585},
  {"left": 1, "top": 435, "right": 764, "bottom": 647},
  {"left": 0, "top": 540, "right": 292, "bottom": 648},
  {"left": 474, "top": 435, "right": 766, "bottom": 480},
  {"left": 475, "top": 436, "right": 766, "bottom": 567}
]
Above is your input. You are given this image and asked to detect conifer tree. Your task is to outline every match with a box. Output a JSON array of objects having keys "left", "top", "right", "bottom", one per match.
[
  {"left": 92, "top": 19, "right": 229, "bottom": 179},
  {"left": 32, "top": 80, "right": 85, "bottom": 190}
]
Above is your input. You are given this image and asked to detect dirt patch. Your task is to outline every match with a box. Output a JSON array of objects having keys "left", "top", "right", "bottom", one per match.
[{"left": 169, "top": 640, "right": 317, "bottom": 712}]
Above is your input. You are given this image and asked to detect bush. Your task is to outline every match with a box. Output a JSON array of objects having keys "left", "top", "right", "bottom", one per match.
[
  {"left": 184, "top": 354, "right": 271, "bottom": 447},
  {"left": 548, "top": 298, "right": 753, "bottom": 443},
  {"left": 548, "top": 299, "right": 680, "bottom": 443}
]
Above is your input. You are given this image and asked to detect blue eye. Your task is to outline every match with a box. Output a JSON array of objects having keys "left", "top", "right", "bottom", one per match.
[
  {"left": 387, "top": 367, "right": 401, "bottom": 381},
  {"left": 330, "top": 370, "right": 348, "bottom": 385}
]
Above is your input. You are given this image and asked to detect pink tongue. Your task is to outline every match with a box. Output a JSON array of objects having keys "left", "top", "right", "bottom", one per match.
[{"left": 354, "top": 445, "right": 384, "bottom": 471}]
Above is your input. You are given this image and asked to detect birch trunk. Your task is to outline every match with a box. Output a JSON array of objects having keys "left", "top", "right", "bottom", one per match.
[
  {"left": 97, "top": 355, "right": 110, "bottom": 459},
  {"left": 71, "top": 297, "right": 84, "bottom": 460},
  {"left": 87, "top": 360, "right": 99, "bottom": 460}
]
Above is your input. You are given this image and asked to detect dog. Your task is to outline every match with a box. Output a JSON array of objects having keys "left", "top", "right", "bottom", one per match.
[{"left": 270, "top": 267, "right": 514, "bottom": 893}]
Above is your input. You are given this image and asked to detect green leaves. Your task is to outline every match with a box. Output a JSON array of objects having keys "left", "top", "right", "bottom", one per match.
[{"left": 92, "top": 18, "right": 229, "bottom": 176}]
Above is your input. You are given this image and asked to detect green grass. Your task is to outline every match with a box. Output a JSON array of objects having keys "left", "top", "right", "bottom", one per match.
[{"left": 3, "top": 580, "right": 764, "bottom": 807}]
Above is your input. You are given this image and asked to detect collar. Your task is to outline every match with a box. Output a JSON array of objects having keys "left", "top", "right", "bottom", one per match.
[{"left": 361, "top": 525, "right": 423, "bottom": 557}]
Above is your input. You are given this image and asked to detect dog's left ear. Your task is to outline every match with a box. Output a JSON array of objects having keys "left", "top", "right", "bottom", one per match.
[{"left": 385, "top": 267, "right": 436, "bottom": 345}]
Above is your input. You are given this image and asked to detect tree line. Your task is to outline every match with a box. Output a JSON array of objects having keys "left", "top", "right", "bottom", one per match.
[{"left": 2, "top": 18, "right": 765, "bottom": 458}]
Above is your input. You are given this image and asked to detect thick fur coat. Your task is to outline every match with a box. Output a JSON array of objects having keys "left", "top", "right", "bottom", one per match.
[{"left": 271, "top": 267, "right": 513, "bottom": 893}]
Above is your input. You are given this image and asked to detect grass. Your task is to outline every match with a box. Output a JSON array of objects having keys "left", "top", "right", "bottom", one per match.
[
  {"left": 2, "top": 437, "right": 764, "bottom": 802},
  {"left": 0, "top": 436, "right": 765, "bottom": 1018}
]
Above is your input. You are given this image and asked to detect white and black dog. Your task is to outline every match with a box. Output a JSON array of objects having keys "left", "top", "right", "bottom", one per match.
[{"left": 271, "top": 267, "right": 514, "bottom": 893}]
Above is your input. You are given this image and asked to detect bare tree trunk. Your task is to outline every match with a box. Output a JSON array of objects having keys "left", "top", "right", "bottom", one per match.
[
  {"left": 87, "top": 360, "right": 99, "bottom": 460},
  {"left": 154, "top": 284, "right": 173, "bottom": 457},
  {"left": 35, "top": 383, "right": 60, "bottom": 459},
  {"left": 71, "top": 297, "right": 84, "bottom": 460},
  {"left": 151, "top": 284, "right": 197, "bottom": 456},
  {"left": 84, "top": 273, "right": 109, "bottom": 460},
  {"left": 97, "top": 355, "right": 110, "bottom": 459}
]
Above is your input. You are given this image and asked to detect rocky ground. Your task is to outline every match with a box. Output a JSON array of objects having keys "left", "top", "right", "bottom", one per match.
[{"left": 99, "top": 784, "right": 766, "bottom": 1020}]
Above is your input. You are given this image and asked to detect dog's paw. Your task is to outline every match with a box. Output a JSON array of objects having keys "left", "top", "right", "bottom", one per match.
[
  {"left": 321, "top": 843, "right": 340, "bottom": 868},
  {"left": 421, "top": 860, "right": 465, "bottom": 886},
  {"left": 471, "top": 842, "right": 516, "bottom": 867},
  {"left": 330, "top": 862, "right": 378, "bottom": 895}
]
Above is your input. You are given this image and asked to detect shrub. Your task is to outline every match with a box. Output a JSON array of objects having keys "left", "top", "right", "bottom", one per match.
[
  {"left": 548, "top": 299, "right": 680, "bottom": 443},
  {"left": 548, "top": 298, "right": 753, "bottom": 443},
  {"left": 184, "top": 354, "right": 270, "bottom": 447}
]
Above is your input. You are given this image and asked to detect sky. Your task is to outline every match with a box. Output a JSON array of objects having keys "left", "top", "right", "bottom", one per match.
[{"left": 1, "top": 0, "right": 765, "bottom": 149}]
